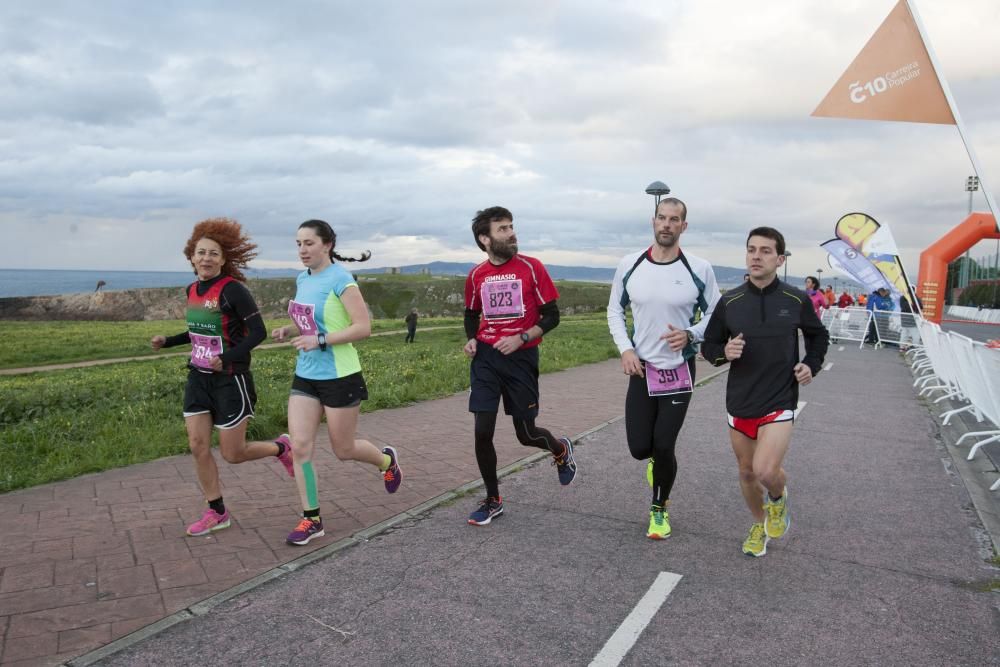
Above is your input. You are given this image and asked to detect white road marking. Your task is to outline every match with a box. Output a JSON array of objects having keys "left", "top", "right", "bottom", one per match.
[
  {"left": 823, "top": 362, "right": 833, "bottom": 371},
  {"left": 838, "top": 345, "right": 845, "bottom": 352},
  {"left": 589, "top": 571, "right": 683, "bottom": 667},
  {"left": 793, "top": 401, "right": 807, "bottom": 418}
]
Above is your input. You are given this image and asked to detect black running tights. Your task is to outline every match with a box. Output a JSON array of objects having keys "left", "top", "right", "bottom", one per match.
[
  {"left": 625, "top": 368, "right": 694, "bottom": 506},
  {"left": 474, "top": 412, "right": 562, "bottom": 498}
]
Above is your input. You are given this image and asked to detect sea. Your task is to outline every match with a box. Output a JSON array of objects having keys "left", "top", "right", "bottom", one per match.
[{"left": 0, "top": 268, "right": 300, "bottom": 298}]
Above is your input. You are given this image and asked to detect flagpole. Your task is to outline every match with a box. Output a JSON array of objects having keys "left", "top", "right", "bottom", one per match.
[
  {"left": 895, "top": 256, "right": 922, "bottom": 315},
  {"left": 906, "top": 0, "right": 999, "bottom": 227}
]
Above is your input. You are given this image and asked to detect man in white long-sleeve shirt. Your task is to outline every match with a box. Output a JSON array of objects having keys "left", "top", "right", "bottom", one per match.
[{"left": 607, "top": 197, "right": 721, "bottom": 540}]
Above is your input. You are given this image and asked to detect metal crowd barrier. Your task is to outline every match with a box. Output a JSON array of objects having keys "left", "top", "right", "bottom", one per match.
[
  {"left": 820, "top": 307, "right": 872, "bottom": 349},
  {"left": 944, "top": 305, "right": 1000, "bottom": 324},
  {"left": 871, "top": 309, "right": 922, "bottom": 350},
  {"left": 913, "top": 318, "right": 1000, "bottom": 491}
]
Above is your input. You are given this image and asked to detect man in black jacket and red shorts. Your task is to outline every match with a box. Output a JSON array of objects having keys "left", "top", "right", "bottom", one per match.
[{"left": 701, "top": 227, "right": 828, "bottom": 557}]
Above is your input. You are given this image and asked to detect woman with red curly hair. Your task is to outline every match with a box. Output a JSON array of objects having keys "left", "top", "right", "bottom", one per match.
[{"left": 151, "top": 218, "right": 294, "bottom": 537}]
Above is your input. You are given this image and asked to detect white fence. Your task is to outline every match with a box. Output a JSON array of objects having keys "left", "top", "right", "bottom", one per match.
[
  {"left": 944, "top": 305, "right": 1000, "bottom": 324},
  {"left": 820, "top": 307, "right": 872, "bottom": 349},
  {"left": 872, "top": 310, "right": 921, "bottom": 349},
  {"left": 820, "top": 307, "right": 922, "bottom": 350},
  {"left": 912, "top": 318, "right": 1000, "bottom": 491}
]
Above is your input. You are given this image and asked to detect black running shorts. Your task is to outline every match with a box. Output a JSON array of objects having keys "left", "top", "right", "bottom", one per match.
[
  {"left": 291, "top": 372, "right": 369, "bottom": 409},
  {"left": 182, "top": 369, "right": 257, "bottom": 429},
  {"left": 469, "top": 343, "right": 540, "bottom": 419}
]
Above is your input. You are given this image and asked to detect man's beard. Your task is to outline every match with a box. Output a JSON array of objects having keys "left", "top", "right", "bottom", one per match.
[
  {"left": 490, "top": 239, "right": 517, "bottom": 260},
  {"left": 655, "top": 231, "right": 677, "bottom": 248}
]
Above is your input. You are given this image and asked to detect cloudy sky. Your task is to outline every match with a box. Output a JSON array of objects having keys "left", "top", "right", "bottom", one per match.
[{"left": 2, "top": 0, "right": 998, "bottom": 280}]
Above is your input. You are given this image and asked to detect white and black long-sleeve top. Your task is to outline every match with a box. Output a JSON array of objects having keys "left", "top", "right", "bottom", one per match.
[{"left": 607, "top": 247, "right": 721, "bottom": 369}]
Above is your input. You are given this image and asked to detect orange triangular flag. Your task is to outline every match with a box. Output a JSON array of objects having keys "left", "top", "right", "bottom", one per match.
[{"left": 812, "top": 0, "right": 955, "bottom": 124}]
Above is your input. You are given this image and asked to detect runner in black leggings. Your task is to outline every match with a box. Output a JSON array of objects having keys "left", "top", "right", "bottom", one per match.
[
  {"left": 463, "top": 206, "right": 577, "bottom": 526},
  {"left": 608, "top": 197, "right": 721, "bottom": 540}
]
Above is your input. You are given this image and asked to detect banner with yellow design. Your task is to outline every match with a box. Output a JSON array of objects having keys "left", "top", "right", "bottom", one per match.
[{"left": 822, "top": 213, "right": 917, "bottom": 306}]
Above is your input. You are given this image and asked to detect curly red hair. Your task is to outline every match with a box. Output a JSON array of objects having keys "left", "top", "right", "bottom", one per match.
[{"left": 183, "top": 218, "right": 258, "bottom": 282}]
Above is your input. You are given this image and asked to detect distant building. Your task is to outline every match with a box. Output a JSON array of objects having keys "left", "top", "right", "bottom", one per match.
[
  {"left": 419, "top": 267, "right": 430, "bottom": 275},
  {"left": 385, "top": 267, "right": 400, "bottom": 274}
]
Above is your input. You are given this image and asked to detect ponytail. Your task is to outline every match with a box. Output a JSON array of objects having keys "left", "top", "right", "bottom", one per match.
[{"left": 298, "top": 219, "right": 371, "bottom": 264}]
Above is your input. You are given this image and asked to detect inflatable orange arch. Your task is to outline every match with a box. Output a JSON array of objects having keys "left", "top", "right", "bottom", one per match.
[{"left": 917, "top": 213, "right": 999, "bottom": 322}]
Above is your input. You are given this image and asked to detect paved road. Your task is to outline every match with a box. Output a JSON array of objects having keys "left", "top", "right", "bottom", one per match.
[
  {"left": 4, "top": 356, "right": 716, "bottom": 666},
  {"left": 90, "top": 346, "right": 1000, "bottom": 666},
  {"left": 940, "top": 319, "right": 1000, "bottom": 343}
]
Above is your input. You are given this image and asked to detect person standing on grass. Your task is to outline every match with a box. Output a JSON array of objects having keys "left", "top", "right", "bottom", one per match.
[
  {"left": 607, "top": 197, "right": 721, "bottom": 541},
  {"left": 463, "top": 206, "right": 577, "bottom": 526},
  {"left": 271, "top": 219, "right": 402, "bottom": 546},
  {"left": 700, "top": 227, "right": 828, "bottom": 557},
  {"left": 404, "top": 308, "right": 419, "bottom": 343},
  {"left": 151, "top": 218, "right": 294, "bottom": 538}
]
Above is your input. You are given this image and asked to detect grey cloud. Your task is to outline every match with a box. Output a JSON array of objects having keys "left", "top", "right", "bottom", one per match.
[{"left": 0, "top": 2, "right": 997, "bottom": 275}]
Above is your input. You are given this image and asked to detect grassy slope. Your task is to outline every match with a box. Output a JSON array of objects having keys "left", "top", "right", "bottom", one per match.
[{"left": 0, "top": 320, "right": 618, "bottom": 493}]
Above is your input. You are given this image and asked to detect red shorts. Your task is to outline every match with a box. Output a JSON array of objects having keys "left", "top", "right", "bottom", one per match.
[{"left": 727, "top": 409, "right": 794, "bottom": 440}]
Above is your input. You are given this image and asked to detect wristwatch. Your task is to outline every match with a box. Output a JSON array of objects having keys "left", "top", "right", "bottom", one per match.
[
  {"left": 685, "top": 330, "right": 695, "bottom": 344},
  {"left": 519, "top": 332, "right": 531, "bottom": 343},
  {"left": 317, "top": 333, "right": 328, "bottom": 351}
]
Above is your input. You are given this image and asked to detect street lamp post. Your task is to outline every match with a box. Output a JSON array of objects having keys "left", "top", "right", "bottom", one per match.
[
  {"left": 816, "top": 267, "right": 823, "bottom": 288},
  {"left": 961, "top": 176, "right": 980, "bottom": 288},
  {"left": 782, "top": 251, "right": 791, "bottom": 282},
  {"left": 645, "top": 181, "right": 671, "bottom": 215}
]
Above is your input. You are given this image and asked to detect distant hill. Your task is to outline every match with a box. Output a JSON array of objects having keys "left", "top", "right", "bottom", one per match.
[
  {"left": 355, "top": 261, "right": 615, "bottom": 282},
  {"left": 351, "top": 260, "right": 846, "bottom": 290}
]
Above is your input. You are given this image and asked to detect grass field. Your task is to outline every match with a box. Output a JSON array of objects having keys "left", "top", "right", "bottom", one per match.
[
  {"left": 0, "top": 316, "right": 466, "bottom": 369},
  {"left": 0, "top": 318, "right": 618, "bottom": 493}
]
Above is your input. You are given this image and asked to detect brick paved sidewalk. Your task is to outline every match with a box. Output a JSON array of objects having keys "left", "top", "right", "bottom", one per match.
[{"left": 0, "top": 358, "right": 710, "bottom": 665}]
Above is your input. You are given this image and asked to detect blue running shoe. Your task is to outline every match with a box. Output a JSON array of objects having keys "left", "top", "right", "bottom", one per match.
[
  {"left": 553, "top": 437, "right": 577, "bottom": 486},
  {"left": 468, "top": 497, "right": 503, "bottom": 526}
]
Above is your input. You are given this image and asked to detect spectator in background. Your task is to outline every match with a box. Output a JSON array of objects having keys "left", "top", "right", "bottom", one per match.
[
  {"left": 857, "top": 293, "right": 867, "bottom": 307},
  {"left": 804, "top": 276, "right": 827, "bottom": 319},
  {"left": 837, "top": 290, "right": 854, "bottom": 308},
  {"left": 865, "top": 287, "right": 894, "bottom": 345},
  {"left": 824, "top": 285, "right": 836, "bottom": 307},
  {"left": 404, "top": 308, "right": 419, "bottom": 343},
  {"left": 899, "top": 293, "right": 921, "bottom": 351}
]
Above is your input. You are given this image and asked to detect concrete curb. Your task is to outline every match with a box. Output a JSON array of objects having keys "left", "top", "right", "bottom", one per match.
[{"left": 65, "top": 363, "right": 731, "bottom": 666}]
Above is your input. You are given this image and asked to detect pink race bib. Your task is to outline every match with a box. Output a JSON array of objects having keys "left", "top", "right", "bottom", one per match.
[
  {"left": 189, "top": 333, "right": 223, "bottom": 370},
  {"left": 481, "top": 280, "right": 525, "bottom": 319},
  {"left": 288, "top": 300, "right": 318, "bottom": 335},
  {"left": 645, "top": 361, "right": 693, "bottom": 397}
]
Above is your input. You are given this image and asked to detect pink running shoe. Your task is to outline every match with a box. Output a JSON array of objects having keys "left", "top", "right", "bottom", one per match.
[
  {"left": 275, "top": 434, "right": 294, "bottom": 477},
  {"left": 186, "top": 508, "right": 231, "bottom": 537}
]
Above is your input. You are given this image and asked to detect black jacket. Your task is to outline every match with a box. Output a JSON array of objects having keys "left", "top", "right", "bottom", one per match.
[{"left": 701, "top": 278, "right": 829, "bottom": 418}]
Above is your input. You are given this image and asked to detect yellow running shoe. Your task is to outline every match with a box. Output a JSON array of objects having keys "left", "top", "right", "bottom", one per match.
[
  {"left": 646, "top": 505, "right": 671, "bottom": 540},
  {"left": 646, "top": 458, "right": 654, "bottom": 488},
  {"left": 764, "top": 489, "right": 790, "bottom": 539},
  {"left": 742, "top": 522, "right": 768, "bottom": 557}
]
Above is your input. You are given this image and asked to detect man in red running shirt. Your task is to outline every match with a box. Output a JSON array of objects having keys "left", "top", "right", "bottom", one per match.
[{"left": 463, "top": 206, "right": 577, "bottom": 526}]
